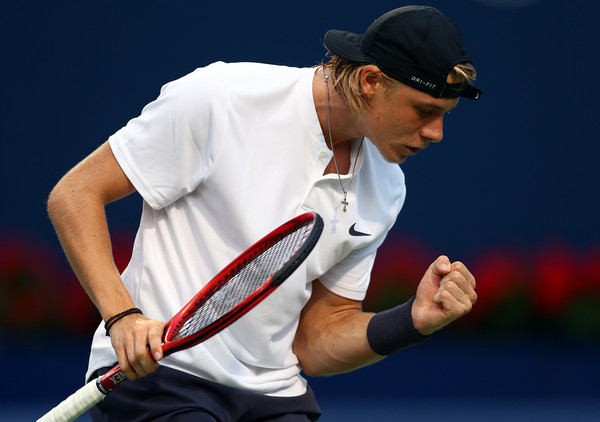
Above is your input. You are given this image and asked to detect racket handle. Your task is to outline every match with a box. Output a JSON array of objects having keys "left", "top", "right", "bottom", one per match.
[{"left": 37, "top": 376, "right": 107, "bottom": 422}]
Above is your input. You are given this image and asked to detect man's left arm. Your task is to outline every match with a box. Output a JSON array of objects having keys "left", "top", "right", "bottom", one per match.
[{"left": 293, "top": 256, "right": 477, "bottom": 377}]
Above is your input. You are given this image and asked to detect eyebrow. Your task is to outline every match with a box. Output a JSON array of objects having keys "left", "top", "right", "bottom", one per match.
[{"left": 420, "top": 101, "right": 459, "bottom": 114}]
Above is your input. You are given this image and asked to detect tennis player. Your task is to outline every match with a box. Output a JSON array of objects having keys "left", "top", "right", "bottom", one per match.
[{"left": 47, "top": 6, "right": 480, "bottom": 421}]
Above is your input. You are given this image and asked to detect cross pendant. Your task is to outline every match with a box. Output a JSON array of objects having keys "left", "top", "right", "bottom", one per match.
[{"left": 341, "top": 198, "right": 349, "bottom": 213}]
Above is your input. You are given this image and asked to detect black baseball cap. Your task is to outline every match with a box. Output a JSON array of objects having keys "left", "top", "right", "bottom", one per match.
[{"left": 324, "top": 6, "right": 482, "bottom": 100}]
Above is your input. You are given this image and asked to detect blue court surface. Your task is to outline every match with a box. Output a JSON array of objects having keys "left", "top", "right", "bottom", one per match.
[
  {"left": 9, "top": 398, "right": 600, "bottom": 421},
  {"left": 6, "top": 335, "right": 600, "bottom": 421}
]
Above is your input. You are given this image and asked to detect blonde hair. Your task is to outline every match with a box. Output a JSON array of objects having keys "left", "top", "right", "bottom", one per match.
[
  {"left": 451, "top": 62, "right": 477, "bottom": 85},
  {"left": 322, "top": 56, "right": 477, "bottom": 118}
]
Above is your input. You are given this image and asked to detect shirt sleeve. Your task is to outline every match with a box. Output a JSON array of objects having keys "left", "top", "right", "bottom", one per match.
[
  {"left": 108, "top": 63, "right": 228, "bottom": 209},
  {"left": 319, "top": 231, "right": 389, "bottom": 301}
]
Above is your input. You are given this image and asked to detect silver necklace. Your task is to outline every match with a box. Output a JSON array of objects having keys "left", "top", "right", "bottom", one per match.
[{"left": 322, "top": 66, "right": 364, "bottom": 213}]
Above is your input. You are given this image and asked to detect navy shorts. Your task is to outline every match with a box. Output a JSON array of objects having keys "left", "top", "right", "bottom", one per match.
[{"left": 88, "top": 365, "right": 321, "bottom": 421}]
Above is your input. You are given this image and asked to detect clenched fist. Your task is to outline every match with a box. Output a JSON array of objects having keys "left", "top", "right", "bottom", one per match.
[{"left": 411, "top": 255, "right": 477, "bottom": 336}]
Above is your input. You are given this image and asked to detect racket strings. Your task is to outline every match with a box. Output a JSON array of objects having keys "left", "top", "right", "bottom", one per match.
[{"left": 172, "top": 224, "right": 312, "bottom": 340}]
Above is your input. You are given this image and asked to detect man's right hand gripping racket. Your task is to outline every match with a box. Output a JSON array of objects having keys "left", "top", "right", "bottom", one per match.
[{"left": 38, "top": 212, "right": 323, "bottom": 422}]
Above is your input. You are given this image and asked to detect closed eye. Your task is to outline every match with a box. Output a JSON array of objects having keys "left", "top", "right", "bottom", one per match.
[
  {"left": 416, "top": 107, "right": 443, "bottom": 118},
  {"left": 416, "top": 103, "right": 457, "bottom": 118}
]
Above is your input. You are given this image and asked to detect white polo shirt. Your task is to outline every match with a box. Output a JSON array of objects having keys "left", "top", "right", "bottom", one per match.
[{"left": 88, "top": 62, "right": 406, "bottom": 396}]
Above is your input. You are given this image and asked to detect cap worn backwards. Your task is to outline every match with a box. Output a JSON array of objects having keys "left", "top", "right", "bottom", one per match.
[{"left": 323, "top": 6, "right": 482, "bottom": 100}]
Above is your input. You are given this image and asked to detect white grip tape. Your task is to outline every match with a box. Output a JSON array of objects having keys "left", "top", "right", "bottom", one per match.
[{"left": 37, "top": 376, "right": 106, "bottom": 422}]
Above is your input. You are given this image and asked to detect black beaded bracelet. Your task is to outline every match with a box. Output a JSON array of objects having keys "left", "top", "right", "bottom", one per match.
[{"left": 104, "top": 307, "right": 143, "bottom": 336}]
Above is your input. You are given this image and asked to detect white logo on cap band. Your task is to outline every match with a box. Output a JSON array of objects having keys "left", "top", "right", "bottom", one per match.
[{"left": 411, "top": 76, "right": 437, "bottom": 90}]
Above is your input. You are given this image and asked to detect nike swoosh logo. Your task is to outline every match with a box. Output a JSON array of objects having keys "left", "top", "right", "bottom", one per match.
[{"left": 349, "top": 223, "right": 371, "bottom": 237}]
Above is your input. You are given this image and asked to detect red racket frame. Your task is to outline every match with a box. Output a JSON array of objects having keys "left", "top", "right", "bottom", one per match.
[{"left": 98, "top": 212, "right": 323, "bottom": 392}]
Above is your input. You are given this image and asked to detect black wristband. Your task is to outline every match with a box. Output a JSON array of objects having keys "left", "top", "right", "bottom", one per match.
[
  {"left": 366, "top": 297, "right": 430, "bottom": 356},
  {"left": 104, "top": 307, "right": 143, "bottom": 336}
]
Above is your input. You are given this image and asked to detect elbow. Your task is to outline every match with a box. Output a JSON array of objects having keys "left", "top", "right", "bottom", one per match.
[
  {"left": 295, "top": 341, "right": 354, "bottom": 378},
  {"left": 47, "top": 175, "right": 76, "bottom": 225},
  {"left": 46, "top": 176, "right": 85, "bottom": 226},
  {"left": 300, "top": 365, "right": 323, "bottom": 379},
  {"left": 46, "top": 181, "right": 65, "bottom": 223},
  {"left": 293, "top": 332, "right": 332, "bottom": 378},
  {"left": 295, "top": 347, "right": 325, "bottom": 378},
  {"left": 294, "top": 332, "right": 314, "bottom": 376}
]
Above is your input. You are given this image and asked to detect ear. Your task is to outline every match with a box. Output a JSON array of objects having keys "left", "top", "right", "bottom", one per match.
[{"left": 359, "top": 65, "right": 383, "bottom": 99}]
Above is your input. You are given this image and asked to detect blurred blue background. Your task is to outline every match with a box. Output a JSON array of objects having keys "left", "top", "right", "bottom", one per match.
[{"left": 1, "top": 0, "right": 599, "bottom": 420}]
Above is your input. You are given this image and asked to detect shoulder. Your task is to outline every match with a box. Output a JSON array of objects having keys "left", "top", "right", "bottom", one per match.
[
  {"left": 156, "top": 61, "right": 311, "bottom": 101},
  {"left": 188, "top": 61, "right": 306, "bottom": 82}
]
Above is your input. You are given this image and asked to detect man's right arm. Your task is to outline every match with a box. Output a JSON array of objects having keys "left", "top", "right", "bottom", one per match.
[{"left": 47, "top": 141, "right": 163, "bottom": 379}]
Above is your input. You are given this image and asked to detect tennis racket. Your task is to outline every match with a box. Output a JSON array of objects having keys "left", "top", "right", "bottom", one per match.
[{"left": 38, "top": 212, "right": 323, "bottom": 422}]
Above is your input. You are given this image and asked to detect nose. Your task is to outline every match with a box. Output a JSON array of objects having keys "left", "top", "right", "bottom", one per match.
[{"left": 420, "top": 116, "right": 444, "bottom": 143}]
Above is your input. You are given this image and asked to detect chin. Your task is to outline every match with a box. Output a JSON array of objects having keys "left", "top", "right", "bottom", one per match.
[
  {"left": 372, "top": 142, "right": 407, "bottom": 164},
  {"left": 384, "top": 152, "right": 407, "bottom": 164}
]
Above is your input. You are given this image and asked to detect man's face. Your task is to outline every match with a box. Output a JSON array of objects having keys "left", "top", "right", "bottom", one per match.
[{"left": 360, "top": 75, "right": 460, "bottom": 164}]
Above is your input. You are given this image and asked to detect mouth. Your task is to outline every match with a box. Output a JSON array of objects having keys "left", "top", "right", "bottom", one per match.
[{"left": 404, "top": 146, "right": 420, "bottom": 156}]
